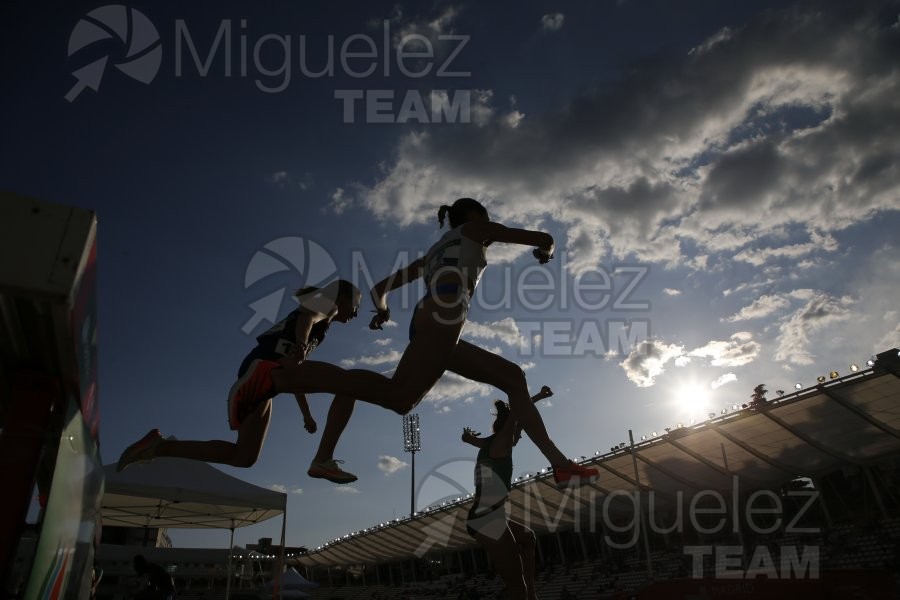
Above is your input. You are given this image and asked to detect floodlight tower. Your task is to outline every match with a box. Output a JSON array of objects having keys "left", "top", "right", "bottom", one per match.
[{"left": 402, "top": 413, "right": 421, "bottom": 517}]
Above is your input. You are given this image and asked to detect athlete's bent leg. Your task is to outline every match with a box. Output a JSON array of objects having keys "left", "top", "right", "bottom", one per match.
[
  {"left": 272, "top": 298, "right": 466, "bottom": 413},
  {"left": 508, "top": 520, "right": 538, "bottom": 600},
  {"left": 312, "top": 395, "right": 354, "bottom": 463},
  {"left": 473, "top": 525, "right": 529, "bottom": 599},
  {"left": 150, "top": 399, "right": 272, "bottom": 468}
]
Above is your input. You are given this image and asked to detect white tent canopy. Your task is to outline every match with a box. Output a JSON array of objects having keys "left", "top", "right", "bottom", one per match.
[
  {"left": 101, "top": 457, "right": 286, "bottom": 529},
  {"left": 265, "top": 567, "right": 318, "bottom": 590},
  {"left": 101, "top": 456, "right": 288, "bottom": 600}
]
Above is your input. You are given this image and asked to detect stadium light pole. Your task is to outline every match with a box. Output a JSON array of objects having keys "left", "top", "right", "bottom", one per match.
[{"left": 402, "top": 413, "right": 421, "bottom": 517}]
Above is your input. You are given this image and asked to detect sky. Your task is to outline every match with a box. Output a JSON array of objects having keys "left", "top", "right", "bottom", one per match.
[{"left": 1, "top": 0, "right": 899, "bottom": 551}]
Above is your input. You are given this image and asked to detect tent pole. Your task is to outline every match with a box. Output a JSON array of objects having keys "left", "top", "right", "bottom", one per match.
[
  {"left": 226, "top": 523, "right": 235, "bottom": 600},
  {"left": 276, "top": 507, "right": 287, "bottom": 599}
]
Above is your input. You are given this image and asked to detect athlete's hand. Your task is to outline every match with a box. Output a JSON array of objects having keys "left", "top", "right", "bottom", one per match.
[
  {"left": 369, "top": 308, "right": 391, "bottom": 330},
  {"left": 538, "top": 385, "right": 553, "bottom": 399},
  {"left": 533, "top": 248, "right": 554, "bottom": 264},
  {"left": 462, "top": 427, "right": 482, "bottom": 443},
  {"left": 303, "top": 416, "right": 317, "bottom": 434}
]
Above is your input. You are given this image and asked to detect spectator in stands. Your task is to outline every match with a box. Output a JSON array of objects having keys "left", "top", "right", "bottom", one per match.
[
  {"left": 462, "top": 386, "right": 553, "bottom": 600},
  {"left": 133, "top": 554, "right": 176, "bottom": 600}
]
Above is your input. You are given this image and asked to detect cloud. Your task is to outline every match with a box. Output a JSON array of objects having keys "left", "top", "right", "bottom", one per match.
[
  {"left": 267, "top": 171, "right": 289, "bottom": 187},
  {"left": 620, "top": 339, "right": 685, "bottom": 387},
  {"left": 266, "top": 170, "right": 312, "bottom": 190},
  {"left": 774, "top": 292, "right": 857, "bottom": 365},
  {"left": 269, "top": 484, "right": 303, "bottom": 495},
  {"left": 335, "top": 486, "right": 361, "bottom": 494},
  {"left": 689, "top": 333, "right": 761, "bottom": 367},
  {"left": 373, "top": 338, "right": 394, "bottom": 346},
  {"left": 463, "top": 318, "right": 524, "bottom": 346},
  {"left": 732, "top": 232, "right": 839, "bottom": 266},
  {"left": 330, "top": 187, "right": 351, "bottom": 214},
  {"left": 341, "top": 350, "right": 403, "bottom": 368},
  {"left": 504, "top": 110, "right": 525, "bottom": 129},
  {"left": 625, "top": 332, "right": 761, "bottom": 380},
  {"left": 377, "top": 455, "right": 409, "bottom": 475},
  {"left": 541, "top": 13, "right": 565, "bottom": 32},
  {"left": 386, "top": 5, "right": 461, "bottom": 59},
  {"left": 874, "top": 311, "right": 900, "bottom": 352},
  {"left": 426, "top": 372, "right": 492, "bottom": 404},
  {"left": 711, "top": 373, "right": 738, "bottom": 389},
  {"left": 663, "top": 288, "right": 682, "bottom": 296},
  {"left": 787, "top": 288, "right": 816, "bottom": 301},
  {"left": 723, "top": 294, "right": 790, "bottom": 322},
  {"left": 335, "top": 3, "right": 900, "bottom": 276}
]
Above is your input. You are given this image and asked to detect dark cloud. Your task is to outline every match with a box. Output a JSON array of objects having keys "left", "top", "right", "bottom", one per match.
[{"left": 344, "top": 1, "right": 899, "bottom": 271}]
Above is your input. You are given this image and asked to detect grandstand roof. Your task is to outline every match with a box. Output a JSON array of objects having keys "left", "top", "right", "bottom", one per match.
[{"left": 297, "top": 355, "right": 900, "bottom": 568}]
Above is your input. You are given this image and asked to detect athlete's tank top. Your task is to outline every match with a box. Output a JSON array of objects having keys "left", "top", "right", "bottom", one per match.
[
  {"left": 423, "top": 225, "right": 488, "bottom": 291},
  {"left": 255, "top": 307, "right": 329, "bottom": 357},
  {"left": 470, "top": 435, "right": 513, "bottom": 517}
]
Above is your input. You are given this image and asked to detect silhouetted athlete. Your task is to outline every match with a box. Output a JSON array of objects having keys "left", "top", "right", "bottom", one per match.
[
  {"left": 117, "top": 280, "right": 361, "bottom": 483},
  {"left": 225, "top": 198, "right": 599, "bottom": 487},
  {"left": 463, "top": 386, "right": 552, "bottom": 600}
]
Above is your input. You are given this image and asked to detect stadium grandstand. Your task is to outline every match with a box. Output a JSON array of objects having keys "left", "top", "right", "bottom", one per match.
[{"left": 292, "top": 348, "right": 900, "bottom": 599}]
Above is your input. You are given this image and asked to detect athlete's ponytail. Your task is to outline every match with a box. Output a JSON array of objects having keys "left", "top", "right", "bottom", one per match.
[
  {"left": 437, "top": 205, "right": 452, "bottom": 228},
  {"left": 492, "top": 399, "right": 511, "bottom": 433},
  {"left": 438, "top": 197, "right": 487, "bottom": 229}
]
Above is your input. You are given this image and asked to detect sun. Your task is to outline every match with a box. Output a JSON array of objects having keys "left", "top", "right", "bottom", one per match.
[{"left": 673, "top": 381, "right": 711, "bottom": 416}]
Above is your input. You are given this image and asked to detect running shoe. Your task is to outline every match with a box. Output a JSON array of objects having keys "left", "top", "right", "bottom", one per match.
[
  {"left": 228, "top": 359, "right": 279, "bottom": 430},
  {"left": 552, "top": 462, "right": 599, "bottom": 488},
  {"left": 308, "top": 459, "right": 358, "bottom": 484},
  {"left": 117, "top": 429, "right": 163, "bottom": 472}
]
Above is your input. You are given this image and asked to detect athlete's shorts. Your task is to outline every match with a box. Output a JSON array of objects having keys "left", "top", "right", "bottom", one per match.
[
  {"left": 408, "top": 283, "right": 469, "bottom": 341},
  {"left": 229, "top": 346, "right": 281, "bottom": 430},
  {"left": 465, "top": 501, "right": 508, "bottom": 541}
]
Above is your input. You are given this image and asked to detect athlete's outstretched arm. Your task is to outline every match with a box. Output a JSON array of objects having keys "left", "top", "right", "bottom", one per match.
[
  {"left": 369, "top": 257, "right": 425, "bottom": 329},
  {"left": 370, "top": 257, "right": 425, "bottom": 309},
  {"left": 461, "top": 221, "right": 554, "bottom": 256}
]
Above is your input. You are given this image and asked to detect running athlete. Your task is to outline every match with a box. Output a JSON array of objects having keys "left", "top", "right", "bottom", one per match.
[
  {"left": 228, "top": 197, "right": 599, "bottom": 487},
  {"left": 116, "top": 280, "right": 361, "bottom": 483},
  {"left": 463, "top": 386, "right": 553, "bottom": 600}
]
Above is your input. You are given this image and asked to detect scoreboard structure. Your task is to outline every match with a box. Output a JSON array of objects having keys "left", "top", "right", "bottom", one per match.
[{"left": 0, "top": 191, "right": 103, "bottom": 600}]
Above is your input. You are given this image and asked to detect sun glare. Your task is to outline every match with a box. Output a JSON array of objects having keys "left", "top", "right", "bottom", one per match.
[{"left": 674, "top": 382, "right": 710, "bottom": 416}]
